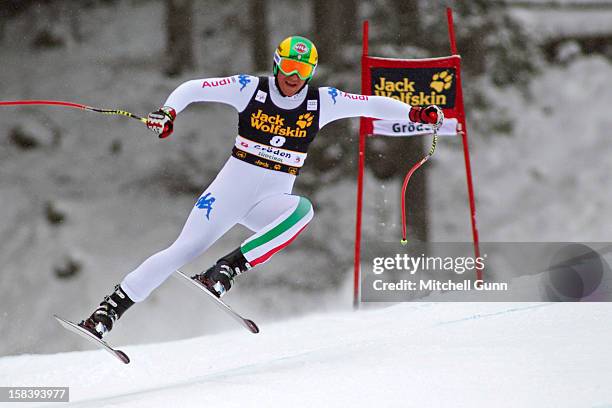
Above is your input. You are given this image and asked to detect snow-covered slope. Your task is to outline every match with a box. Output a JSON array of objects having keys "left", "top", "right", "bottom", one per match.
[{"left": 1, "top": 302, "right": 610, "bottom": 408}]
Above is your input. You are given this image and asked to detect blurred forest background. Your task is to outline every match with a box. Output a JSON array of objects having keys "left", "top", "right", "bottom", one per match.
[{"left": 1, "top": 0, "right": 612, "bottom": 356}]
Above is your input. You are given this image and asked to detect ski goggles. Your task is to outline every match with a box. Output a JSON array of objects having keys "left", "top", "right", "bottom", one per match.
[{"left": 274, "top": 53, "right": 316, "bottom": 80}]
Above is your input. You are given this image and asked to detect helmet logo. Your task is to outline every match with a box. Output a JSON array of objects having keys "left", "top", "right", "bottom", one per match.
[{"left": 293, "top": 42, "right": 308, "bottom": 54}]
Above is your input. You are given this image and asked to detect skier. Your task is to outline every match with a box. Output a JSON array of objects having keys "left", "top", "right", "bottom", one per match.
[{"left": 80, "top": 36, "right": 443, "bottom": 339}]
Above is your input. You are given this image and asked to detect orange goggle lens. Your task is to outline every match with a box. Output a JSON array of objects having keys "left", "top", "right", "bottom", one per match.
[{"left": 277, "top": 58, "right": 315, "bottom": 80}]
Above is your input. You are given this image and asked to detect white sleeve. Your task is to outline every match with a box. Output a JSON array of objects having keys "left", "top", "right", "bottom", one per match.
[
  {"left": 163, "top": 74, "right": 259, "bottom": 114},
  {"left": 318, "top": 87, "right": 412, "bottom": 128}
]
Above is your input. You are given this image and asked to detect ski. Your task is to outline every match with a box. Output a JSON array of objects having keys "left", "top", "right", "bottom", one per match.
[
  {"left": 53, "top": 315, "right": 130, "bottom": 364},
  {"left": 174, "top": 269, "right": 260, "bottom": 334}
]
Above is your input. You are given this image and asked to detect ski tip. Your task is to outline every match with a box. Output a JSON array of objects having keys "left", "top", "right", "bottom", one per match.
[
  {"left": 245, "top": 319, "right": 260, "bottom": 334},
  {"left": 116, "top": 350, "right": 131, "bottom": 364},
  {"left": 52, "top": 314, "right": 68, "bottom": 325}
]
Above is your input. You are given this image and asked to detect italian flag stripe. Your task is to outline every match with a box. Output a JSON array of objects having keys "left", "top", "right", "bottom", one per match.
[
  {"left": 249, "top": 224, "right": 309, "bottom": 267},
  {"left": 241, "top": 197, "right": 312, "bottom": 263}
]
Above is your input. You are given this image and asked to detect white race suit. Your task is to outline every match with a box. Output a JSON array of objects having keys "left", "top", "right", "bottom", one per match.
[{"left": 121, "top": 75, "right": 413, "bottom": 302}]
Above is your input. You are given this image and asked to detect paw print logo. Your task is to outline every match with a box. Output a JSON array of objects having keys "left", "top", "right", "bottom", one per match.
[
  {"left": 430, "top": 70, "right": 453, "bottom": 93},
  {"left": 296, "top": 112, "right": 314, "bottom": 129}
]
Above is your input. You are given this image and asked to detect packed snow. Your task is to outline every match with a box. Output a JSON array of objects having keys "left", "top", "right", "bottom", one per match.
[{"left": 1, "top": 301, "right": 611, "bottom": 408}]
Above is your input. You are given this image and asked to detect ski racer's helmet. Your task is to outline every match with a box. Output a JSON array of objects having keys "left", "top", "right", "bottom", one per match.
[{"left": 273, "top": 36, "right": 318, "bottom": 81}]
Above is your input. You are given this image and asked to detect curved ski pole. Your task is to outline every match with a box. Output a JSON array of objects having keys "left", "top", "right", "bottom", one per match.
[
  {"left": 0, "top": 100, "right": 147, "bottom": 124},
  {"left": 400, "top": 127, "right": 438, "bottom": 245}
]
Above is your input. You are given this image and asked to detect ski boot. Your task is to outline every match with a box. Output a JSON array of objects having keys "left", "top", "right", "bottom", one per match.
[
  {"left": 192, "top": 248, "right": 251, "bottom": 297},
  {"left": 79, "top": 284, "right": 134, "bottom": 339}
]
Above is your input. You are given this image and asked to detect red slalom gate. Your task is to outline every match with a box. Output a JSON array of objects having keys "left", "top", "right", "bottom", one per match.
[{"left": 353, "top": 8, "right": 482, "bottom": 308}]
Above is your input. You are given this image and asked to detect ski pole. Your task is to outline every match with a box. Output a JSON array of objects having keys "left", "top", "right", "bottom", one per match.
[
  {"left": 0, "top": 100, "right": 147, "bottom": 124},
  {"left": 400, "top": 127, "right": 438, "bottom": 245}
]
